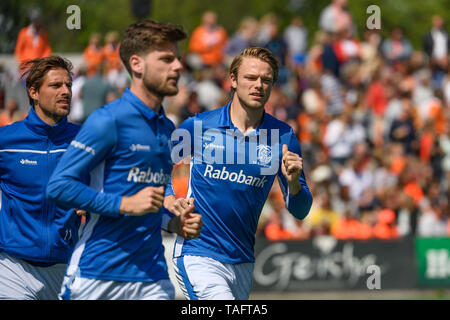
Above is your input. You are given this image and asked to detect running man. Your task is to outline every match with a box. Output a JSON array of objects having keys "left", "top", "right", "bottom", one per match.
[
  {"left": 165, "top": 47, "right": 313, "bottom": 300},
  {"left": 0, "top": 56, "right": 83, "bottom": 299},
  {"left": 47, "top": 20, "right": 202, "bottom": 300}
]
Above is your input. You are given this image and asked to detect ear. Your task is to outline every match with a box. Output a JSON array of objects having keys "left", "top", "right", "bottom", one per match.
[
  {"left": 129, "top": 54, "right": 143, "bottom": 77},
  {"left": 28, "top": 86, "right": 39, "bottom": 104},
  {"left": 230, "top": 73, "right": 238, "bottom": 90}
]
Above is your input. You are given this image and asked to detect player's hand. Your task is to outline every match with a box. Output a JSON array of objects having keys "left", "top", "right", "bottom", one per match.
[
  {"left": 119, "top": 186, "right": 165, "bottom": 216},
  {"left": 168, "top": 199, "right": 203, "bottom": 239},
  {"left": 281, "top": 144, "right": 302, "bottom": 195},
  {"left": 167, "top": 197, "right": 193, "bottom": 216},
  {"left": 74, "top": 209, "right": 86, "bottom": 216}
]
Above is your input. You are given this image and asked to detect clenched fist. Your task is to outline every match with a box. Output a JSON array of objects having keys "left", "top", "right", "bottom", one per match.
[
  {"left": 119, "top": 186, "right": 165, "bottom": 216},
  {"left": 166, "top": 197, "right": 203, "bottom": 239},
  {"left": 281, "top": 144, "right": 302, "bottom": 195}
]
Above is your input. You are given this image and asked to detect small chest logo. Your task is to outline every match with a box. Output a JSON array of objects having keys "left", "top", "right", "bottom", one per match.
[
  {"left": 256, "top": 145, "right": 272, "bottom": 166},
  {"left": 130, "top": 144, "right": 151, "bottom": 152},
  {"left": 203, "top": 142, "right": 225, "bottom": 151},
  {"left": 20, "top": 159, "right": 38, "bottom": 165}
]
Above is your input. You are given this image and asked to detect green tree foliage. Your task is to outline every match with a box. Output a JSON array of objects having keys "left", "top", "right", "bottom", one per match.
[{"left": 1, "top": 0, "right": 449, "bottom": 53}]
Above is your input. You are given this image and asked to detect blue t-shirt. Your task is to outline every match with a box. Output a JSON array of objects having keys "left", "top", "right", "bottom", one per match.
[
  {"left": 47, "top": 88, "right": 175, "bottom": 282},
  {"left": 166, "top": 101, "right": 312, "bottom": 264}
]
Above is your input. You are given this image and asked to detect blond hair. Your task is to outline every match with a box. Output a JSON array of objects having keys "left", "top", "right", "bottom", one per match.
[{"left": 229, "top": 47, "right": 279, "bottom": 86}]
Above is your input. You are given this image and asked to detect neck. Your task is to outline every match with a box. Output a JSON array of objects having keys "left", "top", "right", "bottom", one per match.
[
  {"left": 33, "top": 105, "right": 61, "bottom": 126},
  {"left": 229, "top": 95, "right": 264, "bottom": 134},
  {"left": 130, "top": 80, "right": 162, "bottom": 113}
]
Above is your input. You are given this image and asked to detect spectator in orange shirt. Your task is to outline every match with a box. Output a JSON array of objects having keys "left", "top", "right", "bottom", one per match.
[
  {"left": 102, "top": 31, "right": 122, "bottom": 74},
  {"left": 400, "top": 164, "right": 424, "bottom": 207},
  {"left": 388, "top": 143, "right": 407, "bottom": 176},
  {"left": 364, "top": 69, "right": 389, "bottom": 117},
  {"left": 264, "top": 203, "right": 310, "bottom": 241},
  {"left": 83, "top": 33, "right": 104, "bottom": 77},
  {"left": 372, "top": 209, "right": 399, "bottom": 240},
  {"left": 264, "top": 210, "right": 295, "bottom": 241},
  {"left": 331, "top": 209, "right": 361, "bottom": 240},
  {"left": 332, "top": 210, "right": 374, "bottom": 240},
  {"left": 355, "top": 211, "right": 374, "bottom": 240},
  {"left": 188, "top": 11, "right": 228, "bottom": 68},
  {"left": 102, "top": 31, "right": 129, "bottom": 91},
  {"left": 14, "top": 8, "right": 52, "bottom": 65}
]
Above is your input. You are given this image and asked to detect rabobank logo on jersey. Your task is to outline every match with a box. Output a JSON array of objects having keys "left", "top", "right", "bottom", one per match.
[
  {"left": 203, "top": 164, "right": 268, "bottom": 188},
  {"left": 127, "top": 167, "right": 170, "bottom": 184}
]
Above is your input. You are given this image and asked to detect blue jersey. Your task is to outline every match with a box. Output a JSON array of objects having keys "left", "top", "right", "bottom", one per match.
[
  {"left": 0, "top": 107, "right": 81, "bottom": 265},
  {"left": 47, "top": 88, "right": 175, "bottom": 282},
  {"left": 166, "top": 101, "right": 312, "bottom": 264}
]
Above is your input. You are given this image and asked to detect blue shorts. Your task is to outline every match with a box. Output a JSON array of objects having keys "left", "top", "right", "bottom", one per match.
[{"left": 173, "top": 255, "right": 253, "bottom": 300}]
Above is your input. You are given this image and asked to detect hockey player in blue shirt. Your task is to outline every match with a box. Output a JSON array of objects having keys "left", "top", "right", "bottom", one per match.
[
  {"left": 0, "top": 56, "right": 84, "bottom": 299},
  {"left": 47, "top": 20, "right": 202, "bottom": 300},
  {"left": 165, "top": 47, "right": 313, "bottom": 300}
]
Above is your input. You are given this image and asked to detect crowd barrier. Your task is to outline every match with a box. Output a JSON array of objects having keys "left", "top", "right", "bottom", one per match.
[{"left": 252, "top": 236, "right": 450, "bottom": 292}]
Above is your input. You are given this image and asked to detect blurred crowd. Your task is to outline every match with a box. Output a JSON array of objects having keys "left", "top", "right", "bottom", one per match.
[{"left": 1, "top": 1, "right": 450, "bottom": 241}]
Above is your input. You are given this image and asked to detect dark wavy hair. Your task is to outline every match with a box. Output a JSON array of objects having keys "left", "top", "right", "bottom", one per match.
[{"left": 20, "top": 55, "right": 73, "bottom": 106}]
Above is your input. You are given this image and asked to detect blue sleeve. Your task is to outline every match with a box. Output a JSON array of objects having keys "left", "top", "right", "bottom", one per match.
[
  {"left": 160, "top": 206, "right": 175, "bottom": 232},
  {"left": 164, "top": 175, "right": 175, "bottom": 197},
  {"left": 47, "top": 108, "right": 122, "bottom": 217},
  {"left": 0, "top": 129, "right": 5, "bottom": 178},
  {"left": 277, "top": 129, "right": 313, "bottom": 220}
]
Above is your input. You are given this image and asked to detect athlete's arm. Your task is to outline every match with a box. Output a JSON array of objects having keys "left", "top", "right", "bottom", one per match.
[
  {"left": 47, "top": 108, "right": 122, "bottom": 217},
  {"left": 281, "top": 144, "right": 303, "bottom": 195},
  {"left": 277, "top": 130, "right": 313, "bottom": 220},
  {"left": 163, "top": 116, "right": 202, "bottom": 237}
]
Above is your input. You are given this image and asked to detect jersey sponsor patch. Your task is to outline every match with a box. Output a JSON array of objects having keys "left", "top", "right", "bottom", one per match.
[
  {"left": 203, "top": 164, "right": 267, "bottom": 188},
  {"left": 127, "top": 166, "right": 170, "bottom": 184}
]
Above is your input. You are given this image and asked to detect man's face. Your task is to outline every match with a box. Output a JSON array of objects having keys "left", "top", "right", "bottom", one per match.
[
  {"left": 141, "top": 42, "right": 183, "bottom": 98},
  {"left": 29, "top": 68, "right": 72, "bottom": 123},
  {"left": 231, "top": 57, "right": 274, "bottom": 110}
]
